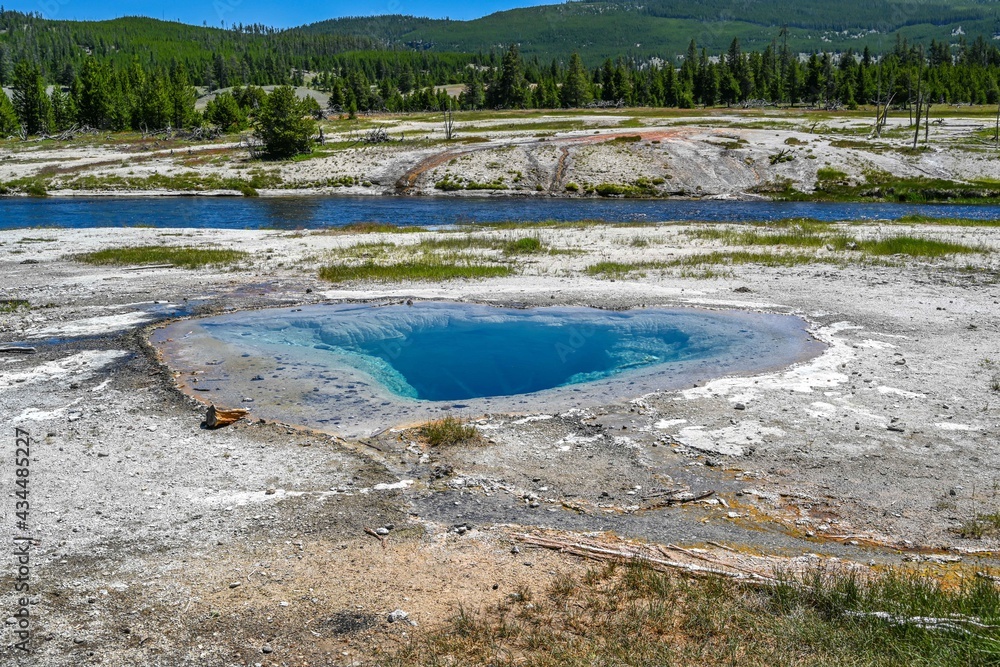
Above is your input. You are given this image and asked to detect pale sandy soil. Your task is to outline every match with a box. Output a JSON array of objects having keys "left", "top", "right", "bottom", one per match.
[
  {"left": 0, "top": 218, "right": 999, "bottom": 665},
  {"left": 3, "top": 109, "right": 1000, "bottom": 199}
]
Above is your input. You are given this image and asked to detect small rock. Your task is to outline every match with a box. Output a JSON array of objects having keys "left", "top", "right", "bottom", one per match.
[
  {"left": 265, "top": 487, "right": 276, "bottom": 495},
  {"left": 511, "top": 545, "right": 520, "bottom": 555},
  {"left": 261, "top": 644, "right": 273, "bottom": 654},
  {"left": 376, "top": 527, "right": 390, "bottom": 536},
  {"left": 229, "top": 582, "right": 241, "bottom": 589},
  {"left": 387, "top": 609, "right": 409, "bottom": 623},
  {"left": 733, "top": 402, "right": 746, "bottom": 411}
]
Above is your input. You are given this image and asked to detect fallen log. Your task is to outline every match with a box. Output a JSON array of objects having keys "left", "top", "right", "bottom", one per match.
[
  {"left": 0, "top": 346, "right": 36, "bottom": 354},
  {"left": 205, "top": 405, "right": 249, "bottom": 429},
  {"left": 515, "top": 533, "right": 777, "bottom": 584}
]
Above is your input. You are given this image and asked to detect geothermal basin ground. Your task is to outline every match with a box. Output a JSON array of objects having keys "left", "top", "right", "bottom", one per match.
[{"left": 0, "top": 216, "right": 999, "bottom": 665}]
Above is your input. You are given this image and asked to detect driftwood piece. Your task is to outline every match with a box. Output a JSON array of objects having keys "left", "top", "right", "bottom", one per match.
[
  {"left": 515, "top": 533, "right": 777, "bottom": 584},
  {"left": 364, "top": 527, "right": 388, "bottom": 549},
  {"left": 205, "top": 405, "right": 249, "bottom": 429},
  {"left": 843, "top": 610, "right": 1000, "bottom": 634},
  {"left": 0, "top": 346, "right": 36, "bottom": 354}
]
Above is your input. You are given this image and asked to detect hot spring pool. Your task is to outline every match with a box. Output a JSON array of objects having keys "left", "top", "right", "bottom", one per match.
[{"left": 152, "top": 302, "right": 824, "bottom": 436}]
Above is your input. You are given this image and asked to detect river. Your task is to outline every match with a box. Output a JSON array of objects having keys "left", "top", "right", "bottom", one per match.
[{"left": 2, "top": 196, "right": 1000, "bottom": 229}]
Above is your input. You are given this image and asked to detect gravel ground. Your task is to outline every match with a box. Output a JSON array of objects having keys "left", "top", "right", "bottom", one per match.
[{"left": 1, "top": 221, "right": 998, "bottom": 665}]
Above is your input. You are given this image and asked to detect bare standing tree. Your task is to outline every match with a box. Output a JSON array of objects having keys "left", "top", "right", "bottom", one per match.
[
  {"left": 443, "top": 99, "right": 455, "bottom": 141},
  {"left": 913, "top": 47, "right": 924, "bottom": 150}
]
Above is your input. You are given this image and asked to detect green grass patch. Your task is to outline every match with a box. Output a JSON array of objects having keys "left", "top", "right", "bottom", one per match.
[
  {"left": 0, "top": 299, "right": 30, "bottom": 313},
  {"left": 464, "top": 120, "right": 588, "bottom": 133},
  {"left": 839, "top": 236, "right": 986, "bottom": 257},
  {"left": 893, "top": 215, "right": 1000, "bottom": 227},
  {"left": 807, "top": 172, "right": 1000, "bottom": 204},
  {"left": 318, "top": 260, "right": 513, "bottom": 283},
  {"left": 414, "top": 235, "right": 499, "bottom": 251},
  {"left": 503, "top": 236, "right": 544, "bottom": 254},
  {"left": 62, "top": 170, "right": 280, "bottom": 195},
  {"left": 587, "top": 260, "right": 670, "bottom": 278},
  {"left": 418, "top": 416, "right": 481, "bottom": 447},
  {"left": 608, "top": 134, "right": 643, "bottom": 143},
  {"left": 670, "top": 250, "right": 820, "bottom": 268},
  {"left": 386, "top": 560, "right": 1000, "bottom": 666},
  {"left": 469, "top": 219, "right": 658, "bottom": 231},
  {"left": 688, "top": 227, "right": 832, "bottom": 248},
  {"left": 691, "top": 225, "right": 985, "bottom": 258},
  {"left": 595, "top": 179, "right": 661, "bottom": 198},
  {"left": 318, "top": 222, "right": 427, "bottom": 234},
  {"left": 955, "top": 513, "right": 1000, "bottom": 539},
  {"left": 73, "top": 246, "right": 248, "bottom": 268},
  {"left": 0, "top": 176, "right": 50, "bottom": 197},
  {"left": 817, "top": 166, "right": 849, "bottom": 181}
]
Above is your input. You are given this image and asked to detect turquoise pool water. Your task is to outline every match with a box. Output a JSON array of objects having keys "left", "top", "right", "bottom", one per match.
[{"left": 153, "top": 302, "right": 824, "bottom": 436}]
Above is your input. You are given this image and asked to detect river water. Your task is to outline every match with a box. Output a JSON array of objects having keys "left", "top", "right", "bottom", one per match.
[{"left": 2, "top": 196, "right": 1000, "bottom": 229}]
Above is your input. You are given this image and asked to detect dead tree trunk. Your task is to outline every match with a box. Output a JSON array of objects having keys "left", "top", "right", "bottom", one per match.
[{"left": 443, "top": 104, "right": 455, "bottom": 141}]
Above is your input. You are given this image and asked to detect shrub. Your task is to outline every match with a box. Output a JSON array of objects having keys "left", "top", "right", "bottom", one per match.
[{"left": 419, "top": 416, "right": 481, "bottom": 446}]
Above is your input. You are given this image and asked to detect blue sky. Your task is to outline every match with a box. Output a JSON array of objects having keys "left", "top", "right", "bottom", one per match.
[{"left": 20, "top": 0, "right": 556, "bottom": 26}]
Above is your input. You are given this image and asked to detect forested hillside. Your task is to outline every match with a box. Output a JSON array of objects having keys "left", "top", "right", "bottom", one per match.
[
  {"left": 301, "top": 0, "right": 1000, "bottom": 61},
  {"left": 0, "top": 10, "right": 475, "bottom": 89},
  {"left": 4, "top": 3, "right": 1000, "bottom": 141}
]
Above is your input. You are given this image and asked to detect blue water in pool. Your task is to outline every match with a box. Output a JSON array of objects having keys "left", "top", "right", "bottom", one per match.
[
  {"left": 344, "top": 310, "right": 691, "bottom": 401},
  {"left": 154, "top": 302, "right": 824, "bottom": 436}
]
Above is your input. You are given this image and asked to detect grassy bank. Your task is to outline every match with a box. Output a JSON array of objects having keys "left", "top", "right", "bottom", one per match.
[
  {"left": 387, "top": 560, "right": 1000, "bottom": 666},
  {"left": 318, "top": 260, "right": 513, "bottom": 282},
  {"left": 73, "top": 245, "right": 248, "bottom": 268}
]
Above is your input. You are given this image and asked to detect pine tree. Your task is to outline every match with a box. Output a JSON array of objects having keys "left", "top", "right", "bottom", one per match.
[
  {"left": 50, "top": 87, "right": 76, "bottom": 131},
  {"left": 137, "top": 71, "right": 172, "bottom": 130},
  {"left": 461, "top": 68, "right": 485, "bottom": 110},
  {"left": 204, "top": 91, "right": 247, "bottom": 131},
  {"left": 168, "top": 65, "right": 198, "bottom": 128},
  {"left": 11, "top": 61, "right": 52, "bottom": 136},
  {"left": 561, "top": 53, "right": 592, "bottom": 108},
  {"left": 492, "top": 44, "right": 527, "bottom": 109},
  {"left": 76, "top": 59, "right": 112, "bottom": 129},
  {"left": 253, "top": 85, "right": 315, "bottom": 158},
  {"left": 0, "top": 87, "right": 19, "bottom": 135}
]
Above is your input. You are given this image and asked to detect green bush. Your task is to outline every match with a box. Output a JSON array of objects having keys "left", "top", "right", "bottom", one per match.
[{"left": 418, "top": 416, "right": 481, "bottom": 446}]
